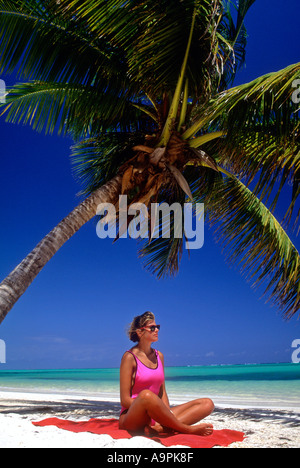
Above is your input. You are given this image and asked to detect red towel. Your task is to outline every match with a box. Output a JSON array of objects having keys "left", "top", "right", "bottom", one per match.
[{"left": 33, "top": 417, "right": 245, "bottom": 448}]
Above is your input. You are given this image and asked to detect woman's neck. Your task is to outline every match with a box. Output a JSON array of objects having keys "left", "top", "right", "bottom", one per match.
[{"left": 136, "top": 341, "right": 153, "bottom": 357}]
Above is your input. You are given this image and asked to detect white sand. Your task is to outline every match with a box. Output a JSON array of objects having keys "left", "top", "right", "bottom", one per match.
[{"left": 0, "top": 391, "right": 299, "bottom": 448}]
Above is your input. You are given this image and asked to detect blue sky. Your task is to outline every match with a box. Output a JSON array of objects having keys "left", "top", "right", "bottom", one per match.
[{"left": 0, "top": 0, "right": 299, "bottom": 370}]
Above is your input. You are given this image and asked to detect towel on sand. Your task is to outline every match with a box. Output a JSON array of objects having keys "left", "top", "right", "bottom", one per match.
[{"left": 33, "top": 418, "right": 245, "bottom": 448}]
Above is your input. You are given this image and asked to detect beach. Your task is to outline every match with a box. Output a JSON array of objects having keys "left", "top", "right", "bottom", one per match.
[{"left": 0, "top": 390, "right": 299, "bottom": 448}]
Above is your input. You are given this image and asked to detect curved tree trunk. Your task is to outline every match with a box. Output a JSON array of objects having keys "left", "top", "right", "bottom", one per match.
[{"left": 0, "top": 175, "right": 122, "bottom": 324}]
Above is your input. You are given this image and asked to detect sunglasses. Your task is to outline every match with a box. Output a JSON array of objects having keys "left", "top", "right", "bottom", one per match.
[{"left": 140, "top": 325, "right": 161, "bottom": 333}]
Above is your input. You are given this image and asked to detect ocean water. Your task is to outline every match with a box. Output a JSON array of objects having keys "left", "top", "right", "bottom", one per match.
[{"left": 0, "top": 363, "right": 299, "bottom": 409}]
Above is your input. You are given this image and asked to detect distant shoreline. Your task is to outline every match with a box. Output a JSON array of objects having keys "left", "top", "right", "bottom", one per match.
[{"left": 0, "top": 361, "right": 296, "bottom": 371}]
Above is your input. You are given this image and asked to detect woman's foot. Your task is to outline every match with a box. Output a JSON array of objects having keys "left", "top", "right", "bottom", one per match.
[
  {"left": 145, "top": 422, "right": 213, "bottom": 437},
  {"left": 189, "top": 423, "right": 214, "bottom": 436},
  {"left": 144, "top": 423, "right": 171, "bottom": 435}
]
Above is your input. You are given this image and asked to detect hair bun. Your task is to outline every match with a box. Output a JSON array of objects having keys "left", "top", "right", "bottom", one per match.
[{"left": 127, "top": 311, "right": 155, "bottom": 342}]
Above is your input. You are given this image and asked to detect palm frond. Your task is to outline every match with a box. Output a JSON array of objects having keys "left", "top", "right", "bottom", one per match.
[
  {"left": 159, "top": 6, "right": 197, "bottom": 146},
  {"left": 139, "top": 236, "right": 185, "bottom": 280},
  {"left": 138, "top": 160, "right": 300, "bottom": 317},
  {"left": 217, "top": 0, "right": 256, "bottom": 89},
  {"left": 214, "top": 129, "right": 300, "bottom": 229},
  {"left": 199, "top": 170, "right": 300, "bottom": 319},
  {"left": 70, "top": 133, "right": 148, "bottom": 196},
  {"left": 185, "top": 62, "right": 300, "bottom": 137},
  {"left": 137, "top": 187, "right": 187, "bottom": 278},
  {"left": 0, "top": 0, "right": 128, "bottom": 87},
  {"left": 184, "top": 62, "right": 300, "bottom": 224},
  {"left": 1, "top": 81, "right": 153, "bottom": 138},
  {"left": 138, "top": 165, "right": 220, "bottom": 278},
  {"left": 55, "top": 0, "right": 228, "bottom": 97}
]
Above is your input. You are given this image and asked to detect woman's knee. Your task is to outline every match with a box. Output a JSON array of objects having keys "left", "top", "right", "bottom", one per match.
[
  {"left": 202, "top": 398, "right": 215, "bottom": 413},
  {"left": 194, "top": 397, "right": 214, "bottom": 413},
  {"left": 138, "top": 389, "right": 158, "bottom": 407},
  {"left": 138, "top": 389, "right": 156, "bottom": 401}
]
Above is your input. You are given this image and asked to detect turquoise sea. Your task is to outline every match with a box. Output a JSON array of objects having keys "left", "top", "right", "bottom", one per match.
[{"left": 0, "top": 363, "right": 300, "bottom": 409}]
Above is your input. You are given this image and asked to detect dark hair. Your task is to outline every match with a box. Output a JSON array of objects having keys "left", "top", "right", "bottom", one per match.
[{"left": 127, "top": 311, "right": 155, "bottom": 342}]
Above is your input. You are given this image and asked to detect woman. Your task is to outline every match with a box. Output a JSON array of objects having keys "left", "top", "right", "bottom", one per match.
[{"left": 119, "top": 311, "right": 214, "bottom": 436}]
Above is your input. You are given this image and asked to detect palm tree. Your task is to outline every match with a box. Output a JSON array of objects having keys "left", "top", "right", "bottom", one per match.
[{"left": 0, "top": 0, "right": 299, "bottom": 324}]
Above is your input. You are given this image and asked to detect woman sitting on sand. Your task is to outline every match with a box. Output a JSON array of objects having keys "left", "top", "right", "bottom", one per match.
[{"left": 119, "top": 311, "right": 214, "bottom": 436}]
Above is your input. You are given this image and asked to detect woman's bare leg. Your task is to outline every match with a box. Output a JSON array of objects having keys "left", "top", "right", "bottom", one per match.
[
  {"left": 151, "top": 398, "right": 214, "bottom": 434},
  {"left": 172, "top": 398, "right": 214, "bottom": 425},
  {"left": 119, "top": 390, "right": 213, "bottom": 436}
]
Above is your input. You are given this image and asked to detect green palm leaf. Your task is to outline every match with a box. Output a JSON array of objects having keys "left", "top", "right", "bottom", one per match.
[
  {"left": 185, "top": 63, "right": 300, "bottom": 138},
  {"left": 139, "top": 236, "right": 185, "bottom": 280},
  {"left": 138, "top": 165, "right": 219, "bottom": 278},
  {"left": 218, "top": 0, "right": 256, "bottom": 89},
  {"left": 184, "top": 62, "right": 300, "bottom": 225},
  {"left": 140, "top": 165, "right": 299, "bottom": 318},
  {"left": 55, "top": 0, "right": 231, "bottom": 97},
  {"left": 1, "top": 81, "right": 153, "bottom": 138},
  {"left": 138, "top": 189, "right": 187, "bottom": 279},
  {"left": 214, "top": 129, "right": 300, "bottom": 229},
  {"left": 201, "top": 170, "right": 300, "bottom": 319},
  {"left": 0, "top": 0, "right": 128, "bottom": 87}
]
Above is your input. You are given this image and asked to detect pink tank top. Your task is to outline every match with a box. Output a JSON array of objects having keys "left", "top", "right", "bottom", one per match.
[{"left": 120, "top": 349, "right": 165, "bottom": 417}]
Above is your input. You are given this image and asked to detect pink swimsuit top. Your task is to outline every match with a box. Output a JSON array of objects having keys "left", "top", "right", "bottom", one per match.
[{"left": 120, "top": 349, "right": 165, "bottom": 416}]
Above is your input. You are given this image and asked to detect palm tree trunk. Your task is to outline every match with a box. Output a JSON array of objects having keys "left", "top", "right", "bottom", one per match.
[{"left": 0, "top": 175, "right": 122, "bottom": 325}]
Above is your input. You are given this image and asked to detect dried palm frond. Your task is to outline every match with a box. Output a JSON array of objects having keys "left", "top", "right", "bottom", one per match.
[{"left": 113, "top": 131, "right": 218, "bottom": 239}]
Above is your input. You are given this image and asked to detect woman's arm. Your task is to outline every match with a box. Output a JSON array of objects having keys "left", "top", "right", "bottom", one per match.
[
  {"left": 158, "top": 351, "right": 170, "bottom": 409},
  {"left": 120, "top": 352, "right": 135, "bottom": 410}
]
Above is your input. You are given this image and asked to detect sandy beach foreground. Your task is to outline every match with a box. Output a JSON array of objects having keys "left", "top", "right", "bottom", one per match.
[{"left": 0, "top": 391, "right": 299, "bottom": 448}]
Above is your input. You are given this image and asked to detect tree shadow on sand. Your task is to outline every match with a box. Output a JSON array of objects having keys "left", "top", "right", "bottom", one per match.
[
  {"left": 0, "top": 398, "right": 299, "bottom": 428},
  {"left": 0, "top": 398, "right": 121, "bottom": 419}
]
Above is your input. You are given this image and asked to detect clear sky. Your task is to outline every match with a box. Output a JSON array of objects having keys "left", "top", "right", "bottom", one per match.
[{"left": 0, "top": 0, "right": 299, "bottom": 370}]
